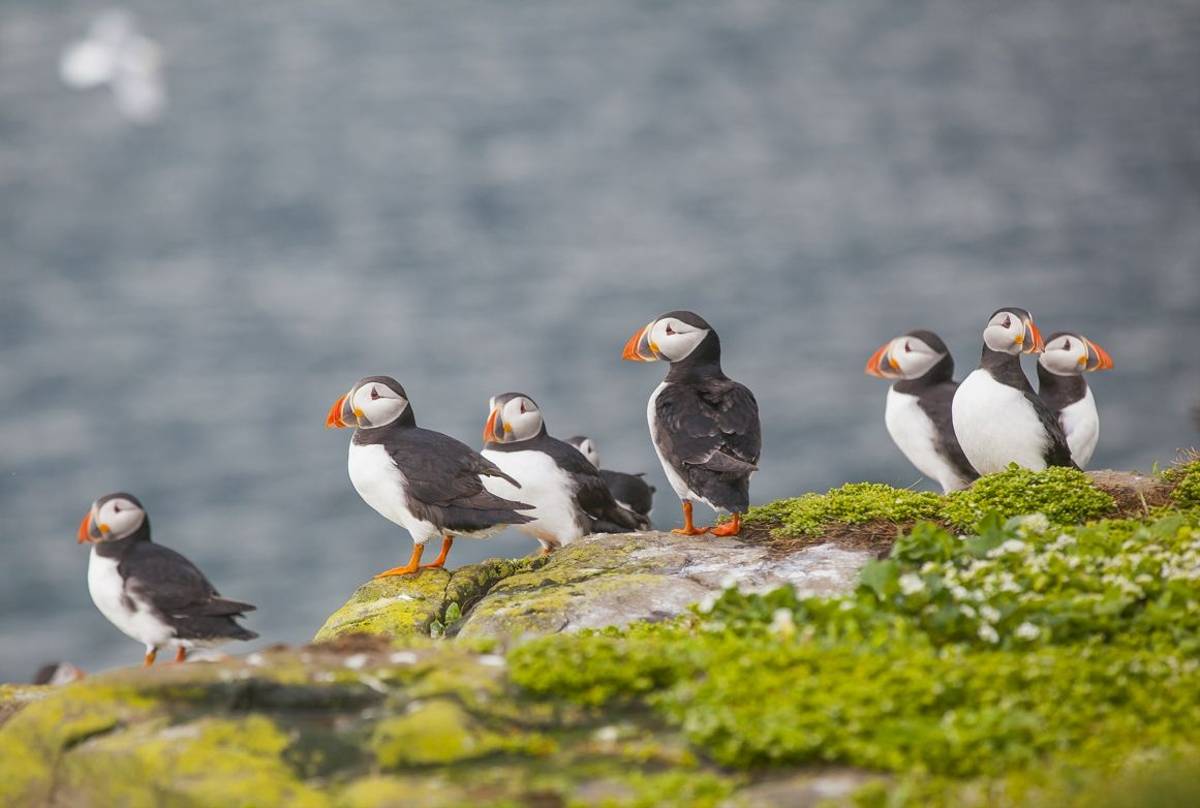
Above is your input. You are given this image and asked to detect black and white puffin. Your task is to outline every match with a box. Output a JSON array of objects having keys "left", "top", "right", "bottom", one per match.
[
  {"left": 481, "top": 393, "right": 644, "bottom": 552},
  {"left": 326, "top": 376, "right": 533, "bottom": 577},
  {"left": 1036, "top": 331, "right": 1113, "bottom": 468},
  {"left": 864, "top": 330, "right": 979, "bottom": 492},
  {"left": 77, "top": 492, "right": 257, "bottom": 667},
  {"left": 951, "top": 307, "right": 1076, "bottom": 473},
  {"left": 622, "top": 310, "right": 761, "bottom": 536},
  {"left": 565, "top": 435, "right": 655, "bottom": 529}
]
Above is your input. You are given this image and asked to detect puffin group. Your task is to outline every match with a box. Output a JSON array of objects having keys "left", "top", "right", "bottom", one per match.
[
  {"left": 866, "top": 307, "right": 1112, "bottom": 492},
  {"left": 76, "top": 305, "right": 1114, "bottom": 668}
]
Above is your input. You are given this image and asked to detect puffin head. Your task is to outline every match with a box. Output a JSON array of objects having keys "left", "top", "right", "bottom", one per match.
[
  {"left": 326, "top": 376, "right": 411, "bottom": 430},
  {"left": 865, "top": 330, "right": 951, "bottom": 381},
  {"left": 566, "top": 435, "right": 600, "bottom": 468},
  {"left": 622, "top": 310, "right": 715, "bottom": 364},
  {"left": 1039, "top": 332, "right": 1113, "bottom": 376},
  {"left": 484, "top": 393, "right": 545, "bottom": 445},
  {"left": 78, "top": 492, "right": 147, "bottom": 544},
  {"left": 982, "top": 307, "right": 1043, "bottom": 355}
]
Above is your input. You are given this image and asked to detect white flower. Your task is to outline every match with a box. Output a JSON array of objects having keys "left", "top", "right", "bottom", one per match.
[
  {"left": 978, "top": 624, "right": 1000, "bottom": 643},
  {"left": 959, "top": 604, "right": 977, "bottom": 619},
  {"left": 999, "top": 539, "right": 1028, "bottom": 555},
  {"left": 899, "top": 573, "right": 926, "bottom": 596},
  {"left": 979, "top": 605, "right": 1001, "bottom": 623},
  {"left": 697, "top": 592, "right": 719, "bottom": 614},
  {"left": 1015, "top": 622, "right": 1041, "bottom": 641},
  {"left": 769, "top": 608, "right": 796, "bottom": 636},
  {"left": 950, "top": 585, "right": 971, "bottom": 601},
  {"left": 1015, "top": 513, "right": 1050, "bottom": 534}
]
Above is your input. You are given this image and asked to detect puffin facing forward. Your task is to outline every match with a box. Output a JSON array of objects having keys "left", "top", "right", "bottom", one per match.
[
  {"left": 566, "top": 435, "right": 655, "bottom": 529},
  {"left": 622, "top": 310, "right": 761, "bottom": 536},
  {"left": 1037, "top": 331, "right": 1113, "bottom": 468},
  {"left": 952, "top": 308, "right": 1076, "bottom": 474},
  {"left": 78, "top": 493, "right": 257, "bottom": 666},
  {"left": 865, "top": 330, "right": 978, "bottom": 492},
  {"left": 481, "top": 393, "right": 644, "bottom": 552},
  {"left": 326, "top": 376, "right": 533, "bottom": 577}
]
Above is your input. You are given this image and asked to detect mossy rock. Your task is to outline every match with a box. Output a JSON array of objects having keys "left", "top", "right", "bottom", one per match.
[{"left": 315, "top": 531, "right": 875, "bottom": 645}]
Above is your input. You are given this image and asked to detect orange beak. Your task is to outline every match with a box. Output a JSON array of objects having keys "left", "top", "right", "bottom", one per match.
[
  {"left": 78, "top": 512, "right": 94, "bottom": 544},
  {"left": 1085, "top": 338, "right": 1114, "bottom": 371},
  {"left": 483, "top": 407, "right": 501, "bottom": 444},
  {"left": 865, "top": 341, "right": 900, "bottom": 379},
  {"left": 326, "top": 394, "right": 349, "bottom": 429},
  {"left": 1022, "top": 317, "right": 1045, "bottom": 354},
  {"left": 622, "top": 323, "right": 656, "bottom": 362}
]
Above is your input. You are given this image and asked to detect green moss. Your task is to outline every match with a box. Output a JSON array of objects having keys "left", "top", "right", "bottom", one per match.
[
  {"left": 314, "top": 569, "right": 451, "bottom": 642},
  {"left": 742, "top": 482, "right": 943, "bottom": 537},
  {"left": 371, "top": 699, "right": 555, "bottom": 769},
  {"left": 942, "top": 464, "right": 1115, "bottom": 530},
  {"left": 1169, "top": 458, "right": 1200, "bottom": 509}
]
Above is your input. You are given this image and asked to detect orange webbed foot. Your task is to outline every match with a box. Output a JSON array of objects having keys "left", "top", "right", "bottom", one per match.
[
  {"left": 709, "top": 513, "right": 742, "bottom": 537},
  {"left": 671, "top": 526, "right": 710, "bottom": 536},
  {"left": 374, "top": 544, "right": 425, "bottom": 578}
]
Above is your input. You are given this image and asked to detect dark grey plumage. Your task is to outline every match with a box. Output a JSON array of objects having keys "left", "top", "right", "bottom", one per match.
[
  {"left": 353, "top": 422, "right": 534, "bottom": 533},
  {"left": 650, "top": 311, "right": 761, "bottom": 513},
  {"left": 892, "top": 330, "right": 979, "bottom": 485},
  {"left": 92, "top": 516, "right": 257, "bottom": 642}
]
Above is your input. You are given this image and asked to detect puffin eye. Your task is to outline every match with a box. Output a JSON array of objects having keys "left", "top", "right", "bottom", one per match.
[
  {"left": 1061, "top": 338, "right": 1071, "bottom": 351},
  {"left": 665, "top": 323, "right": 676, "bottom": 336},
  {"left": 1002, "top": 315, "right": 1012, "bottom": 329},
  {"left": 113, "top": 504, "right": 121, "bottom": 513},
  {"left": 519, "top": 401, "right": 527, "bottom": 414},
  {"left": 370, "top": 387, "right": 380, "bottom": 401},
  {"left": 904, "top": 341, "right": 912, "bottom": 353}
]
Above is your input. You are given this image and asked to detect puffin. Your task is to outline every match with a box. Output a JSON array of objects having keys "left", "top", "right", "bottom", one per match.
[
  {"left": 951, "top": 307, "right": 1077, "bottom": 474},
  {"left": 1036, "top": 331, "right": 1113, "bottom": 468},
  {"left": 77, "top": 492, "right": 257, "bottom": 666},
  {"left": 326, "top": 376, "right": 533, "bottom": 577},
  {"left": 566, "top": 435, "right": 655, "bottom": 529},
  {"left": 865, "top": 329, "right": 979, "bottom": 492},
  {"left": 481, "top": 393, "right": 644, "bottom": 552},
  {"left": 622, "top": 310, "right": 761, "bottom": 536}
]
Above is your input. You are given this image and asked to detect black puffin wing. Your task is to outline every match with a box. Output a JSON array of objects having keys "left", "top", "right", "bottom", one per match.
[
  {"left": 1024, "top": 390, "right": 1078, "bottom": 469},
  {"left": 122, "top": 544, "right": 254, "bottom": 618},
  {"left": 922, "top": 382, "right": 980, "bottom": 481},
  {"left": 390, "top": 429, "right": 527, "bottom": 511},
  {"left": 657, "top": 379, "right": 761, "bottom": 471}
]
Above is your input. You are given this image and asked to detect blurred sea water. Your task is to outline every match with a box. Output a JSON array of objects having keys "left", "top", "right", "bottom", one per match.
[{"left": 1, "top": 0, "right": 1199, "bottom": 680}]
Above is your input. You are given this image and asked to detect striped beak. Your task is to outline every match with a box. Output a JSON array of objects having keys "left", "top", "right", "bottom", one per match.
[
  {"left": 1083, "top": 337, "right": 1114, "bottom": 371},
  {"left": 865, "top": 340, "right": 902, "bottom": 379},
  {"left": 1017, "top": 316, "right": 1045, "bottom": 354},
  {"left": 77, "top": 510, "right": 106, "bottom": 544},
  {"left": 622, "top": 322, "right": 658, "bottom": 362},
  {"left": 483, "top": 406, "right": 504, "bottom": 444},
  {"left": 325, "top": 390, "right": 357, "bottom": 429}
]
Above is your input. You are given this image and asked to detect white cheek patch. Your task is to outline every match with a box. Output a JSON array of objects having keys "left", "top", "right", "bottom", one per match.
[
  {"left": 653, "top": 321, "right": 708, "bottom": 362},
  {"left": 983, "top": 324, "right": 1018, "bottom": 352}
]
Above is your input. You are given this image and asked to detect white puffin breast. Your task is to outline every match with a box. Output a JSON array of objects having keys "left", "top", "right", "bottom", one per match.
[
  {"left": 884, "top": 388, "right": 971, "bottom": 493},
  {"left": 952, "top": 369, "right": 1049, "bottom": 474},
  {"left": 481, "top": 448, "right": 583, "bottom": 547},
  {"left": 88, "top": 549, "right": 174, "bottom": 649},
  {"left": 347, "top": 442, "right": 440, "bottom": 544},
  {"left": 1059, "top": 387, "right": 1099, "bottom": 468}
]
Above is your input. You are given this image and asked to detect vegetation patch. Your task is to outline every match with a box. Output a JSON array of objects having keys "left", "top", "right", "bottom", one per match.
[
  {"left": 743, "top": 466, "right": 1117, "bottom": 541},
  {"left": 510, "top": 505, "right": 1200, "bottom": 803},
  {"left": 1167, "top": 456, "right": 1200, "bottom": 509}
]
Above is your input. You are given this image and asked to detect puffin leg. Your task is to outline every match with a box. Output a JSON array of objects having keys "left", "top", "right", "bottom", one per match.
[
  {"left": 422, "top": 535, "right": 454, "bottom": 569},
  {"left": 709, "top": 512, "right": 742, "bottom": 537},
  {"left": 374, "top": 544, "right": 424, "bottom": 578},
  {"left": 174, "top": 647, "right": 188, "bottom": 664},
  {"left": 143, "top": 648, "right": 157, "bottom": 667},
  {"left": 671, "top": 500, "right": 709, "bottom": 536}
]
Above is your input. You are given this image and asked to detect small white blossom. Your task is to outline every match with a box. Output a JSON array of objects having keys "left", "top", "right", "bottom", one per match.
[
  {"left": 999, "top": 539, "right": 1028, "bottom": 555},
  {"left": 978, "top": 624, "right": 1000, "bottom": 643},
  {"left": 980, "top": 605, "right": 1001, "bottom": 623},
  {"left": 697, "top": 592, "right": 719, "bottom": 614},
  {"left": 1015, "top": 622, "right": 1041, "bottom": 641},
  {"left": 899, "top": 573, "right": 926, "bottom": 596},
  {"left": 770, "top": 608, "right": 796, "bottom": 636},
  {"left": 959, "top": 604, "right": 977, "bottom": 619},
  {"left": 1015, "top": 513, "right": 1050, "bottom": 534}
]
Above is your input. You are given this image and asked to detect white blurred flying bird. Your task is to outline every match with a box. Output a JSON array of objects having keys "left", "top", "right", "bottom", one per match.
[{"left": 60, "top": 10, "right": 166, "bottom": 123}]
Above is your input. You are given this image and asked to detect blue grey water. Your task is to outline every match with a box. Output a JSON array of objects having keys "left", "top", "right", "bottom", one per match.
[{"left": 1, "top": 1, "right": 1198, "bottom": 682}]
